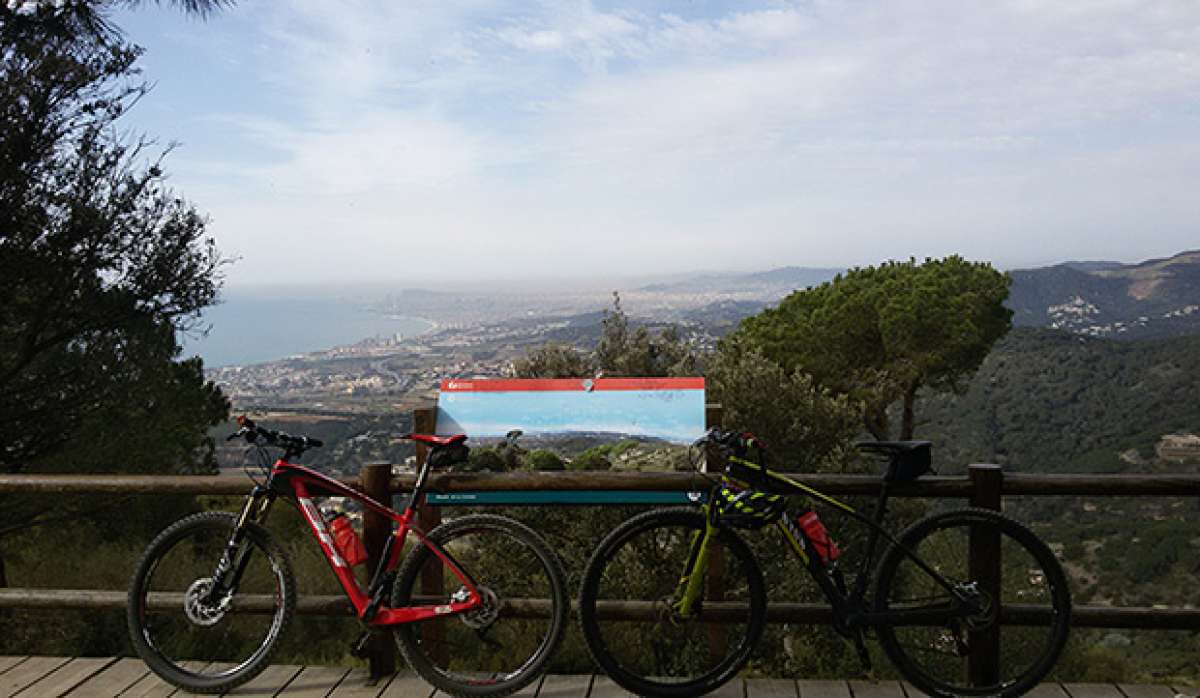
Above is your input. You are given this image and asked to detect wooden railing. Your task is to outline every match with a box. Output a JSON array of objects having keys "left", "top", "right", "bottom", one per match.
[{"left": 2, "top": 464, "right": 1200, "bottom": 680}]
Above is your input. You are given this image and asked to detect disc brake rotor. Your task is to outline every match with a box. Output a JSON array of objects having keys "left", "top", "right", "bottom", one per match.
[
  {"left": 458, "top": 586, "right": 500, "bottom": 630},
  {"left": 184, "top": 578, "right": 229, "bottom": 627},
  {"left": 959, "top": 582, "right": 996, "bottom": 631}
]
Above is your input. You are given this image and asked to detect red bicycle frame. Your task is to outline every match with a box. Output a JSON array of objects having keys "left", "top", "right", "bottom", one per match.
[{"left": 251, "top": 458, "right": 484, "bottom": 626}]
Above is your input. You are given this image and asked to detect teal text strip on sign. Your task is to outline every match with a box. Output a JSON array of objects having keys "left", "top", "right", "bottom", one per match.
[{"left": 425, "top": 491, "right": 708, "bottom": 506}]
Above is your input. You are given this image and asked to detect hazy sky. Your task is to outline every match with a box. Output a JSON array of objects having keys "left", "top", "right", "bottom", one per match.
[{"left": 115, "top": 1, "right": 1200, "bottom": 286}]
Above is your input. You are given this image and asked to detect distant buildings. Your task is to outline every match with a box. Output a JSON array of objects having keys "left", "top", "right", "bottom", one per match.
[{"left": 1155, "top": 433, "right": 1200, "bottom": 462}]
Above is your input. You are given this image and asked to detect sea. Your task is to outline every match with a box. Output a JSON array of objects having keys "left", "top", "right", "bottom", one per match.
[{"left": 178, "top": 291, "right": 434, "bottom": 368}]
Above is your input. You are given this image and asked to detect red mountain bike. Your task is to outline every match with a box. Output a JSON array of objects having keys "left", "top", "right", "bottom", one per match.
[{"left": 127, "top": 416, "right": 568, "bottom": 696}]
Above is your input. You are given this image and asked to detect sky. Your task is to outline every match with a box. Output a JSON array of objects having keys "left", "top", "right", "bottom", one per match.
[{"left": 113, "top": 1, "right": 1200, "bottom": 287}]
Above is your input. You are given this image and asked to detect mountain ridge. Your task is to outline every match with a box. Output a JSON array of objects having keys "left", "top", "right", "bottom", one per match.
[{"left": 1007, "top": 249, "right": 1200, "bottom": 340}]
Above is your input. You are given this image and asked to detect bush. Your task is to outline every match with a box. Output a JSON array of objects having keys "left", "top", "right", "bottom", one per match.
[
  {"left": 707, "top": 339, "right": 861, "bottom": 473},
  {"left": 463, "top": 447, "right": 506, "bottom": 472},
  {"left": 569, "top": 447, "right": 612, "bottom": 471},
  {"left": 526, "top": 449, "right": 565, "bottom": 471}
]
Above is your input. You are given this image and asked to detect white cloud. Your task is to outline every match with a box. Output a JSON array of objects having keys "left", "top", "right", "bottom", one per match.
[{"left": 141, "top": 0, "right": 1200, "bottom": 284}]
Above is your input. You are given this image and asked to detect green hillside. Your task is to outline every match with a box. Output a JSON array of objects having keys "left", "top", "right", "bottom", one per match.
[{"left": 919, "top": 327, "right": 1200, "bottom": 474}]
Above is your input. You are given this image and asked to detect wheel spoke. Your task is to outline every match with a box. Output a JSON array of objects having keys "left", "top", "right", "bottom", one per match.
[
  {"left": 128, "top": 512, "right": 293, "bottom": 693},
  {"left": 579, "top": 508, "right": 766, "bottom": 697},
  {"left": 875, "top": 510, "right": 1070, "bottom": 697},
  {"left": 392, "top": 515, "right": 566, "bottom": 695}
]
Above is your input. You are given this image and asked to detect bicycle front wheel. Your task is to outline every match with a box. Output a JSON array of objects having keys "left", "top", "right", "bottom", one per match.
[
  {"left": 874, "top": 507, "right": 1071, "bottom": 697},
  {"left": 392, "top": 514, "right": 568, "bottom": 697},
  {"left": 127, "top": 511, "right": 295, "bottom": 694},
  {"left": 578, "top": 507, "right": 766, "bottom": 698}
]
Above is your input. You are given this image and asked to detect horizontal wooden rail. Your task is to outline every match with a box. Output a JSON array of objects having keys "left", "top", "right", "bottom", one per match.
[
  {"left": 0, "top": 474, "right": 353, "bottom": 495},
  {"left": 2, "top": 471, "right": 1199, "bottom": 497},
  {"left": 4, "top": 589, "right": 1198, "bottom": 630},
  {"left": 0, "top": 588, "right": 353, "bottom": 615}
]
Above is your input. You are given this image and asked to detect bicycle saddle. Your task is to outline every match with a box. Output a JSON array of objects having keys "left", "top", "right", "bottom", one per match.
[
  {"left": 402, "top": 433, "right": 467, "bottom": 447},
  {"left": 856, "top": 440, "right": 931, "bottom": 456},
  {"left": 857, "top": 441, "right": 933, "bottom": 482}
]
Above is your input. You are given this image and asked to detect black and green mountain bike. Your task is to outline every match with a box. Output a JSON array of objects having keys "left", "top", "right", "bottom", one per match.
[{"left": 577, "top": 430, "right": 1071, "bottom": 697}]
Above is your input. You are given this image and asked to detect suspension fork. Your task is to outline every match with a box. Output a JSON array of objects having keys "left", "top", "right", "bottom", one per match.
[
  {"left": 213, "top": 486, "right": 275, "bottom": 595},
  {"left": 673, "top": 508, "right": 719, "bottom": 617}
]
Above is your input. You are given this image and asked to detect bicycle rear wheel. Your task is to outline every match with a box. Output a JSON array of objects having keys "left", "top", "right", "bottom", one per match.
[
  {"left": 578, "top": 507, "right": 766, "bottom": 698},
  {"left": 391, "top": 514, "right": 568, "bottom": 697},
  {"left": 873, "top": 507, "right": 1071, "bottom": 697},
  {"left": 127, "top": 512, "right": 295, "bottom": 694}
]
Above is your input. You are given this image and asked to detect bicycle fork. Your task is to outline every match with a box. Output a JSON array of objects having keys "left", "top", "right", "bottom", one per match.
[
  {"left": 212, "top": 486, "right": 275, "bottom": 599},
  {"left": 672, "top": 517, "right": 719, "bottom": 618}
]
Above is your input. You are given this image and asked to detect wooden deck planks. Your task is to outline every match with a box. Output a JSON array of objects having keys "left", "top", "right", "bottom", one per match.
[
  {"left": 15, "top": 656, "right": 116, "bottom": 697},
  {"left": 377, "top": 672, "right": 434, "bottom": 698},
  {"left": 587, "top": 676, "right": 636, "bottom": 698},
  {"left": 707, "top": 678, "right": 745, "bottom": 697},
  {"left": 1116, "top": 686, "right": 1178, "bottom": 698},
  {"left": 327, "top": 667, "right": 388, "bottom": 698},
  {"left": 1063, "top": 685, "right": 1125, "bottom": 698},
  {"left": 798, "top": 680, "right": 852, "bottom": 698},
  {"left": 0, "top": 656, "right": 73, "bottom": 697},
  {"left": 537, "top": 675, "right": 592, "bottom": 697},
  {"left": 121, "top": 660, "right": 208, "bottom": 698},
  {"left": 745, "top": 678, "right": 798, "bottom": 698},
  {"left": 847, "top": 680, "right": 906, "bottom": 698},
  {"left": 1025, "top": 685, "right": 1070, "bottom": 697},
  {"left": 511, "top": 675, "right": 544, "bottom": 697},
  {"left": 278, "top": 666, "right": 350, "bottom": 698},
  {"left": 67, "top": 658, "right": 150, "bottom": 697},
  {"left": 21, "top": 659, "right": 1200, "bottom": 698},
  {"left": 223, "top": 664, "right": 304, "bottom": 696}
]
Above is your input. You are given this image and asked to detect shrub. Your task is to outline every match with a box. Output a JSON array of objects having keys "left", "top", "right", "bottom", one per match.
[{"left": 526, "top": 449, "right": 565, "bottom": 471}]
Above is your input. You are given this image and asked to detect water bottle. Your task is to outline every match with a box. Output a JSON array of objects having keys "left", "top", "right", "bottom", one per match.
[
  {"left": 796, "top": 510, "right": 839, "bottom": 565},
  {"left": 327, "top": 510, "right": 368, "bottom": 567}
]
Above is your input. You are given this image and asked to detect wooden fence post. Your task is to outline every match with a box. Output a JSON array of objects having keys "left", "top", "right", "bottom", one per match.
[
  {"left": 704, "top": 404, "right": 726, "bottom": 663},
  {"left": 411, "top": 406, "right": 446, "bottom": 666},
  {"left": 361, "top": 462, "right": 396, "bottom": 679},
  {"left": 967, "top": 463, "right": 1003, "bottom": 687}
]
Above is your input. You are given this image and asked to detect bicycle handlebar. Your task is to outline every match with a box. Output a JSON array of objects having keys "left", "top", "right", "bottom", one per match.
[
  {"left": 227, "top": 416, "right": 324, "bottom": 452},
  {"left": 694, "top": 428, "right": 764, "bottom": 455}
]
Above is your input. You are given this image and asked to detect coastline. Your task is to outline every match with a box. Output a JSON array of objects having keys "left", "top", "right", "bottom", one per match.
[
  {"left": 187, "top": 299, "right": 442, "bottom": 370},
  {"left": 386, "top": 314, "right": 440, "bottom": 336},
  {"left": 206, "top": 314, "right": 441, "bottom": 370}
]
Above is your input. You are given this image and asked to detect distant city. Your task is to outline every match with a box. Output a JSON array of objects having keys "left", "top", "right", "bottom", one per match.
[{"left": 200, "top": 251, "right": 1200, "bottom": 423}]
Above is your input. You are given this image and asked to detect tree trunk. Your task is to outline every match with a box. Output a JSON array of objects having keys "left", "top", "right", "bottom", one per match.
[
  {"left": 900, "top": 385, "right": 918, "bottom": 440},
  {"left": 864, "top": 409, "right": 889, "bottom": 441}
]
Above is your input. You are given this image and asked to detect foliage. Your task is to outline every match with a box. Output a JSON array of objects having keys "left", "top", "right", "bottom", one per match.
[
  {"left": 596, "top": 292, "right": 697, "bottom": 377},
  {"left": 0, "top": 28, "right": 227, "bottom": 471},
  {"left": 707, "top": 339, "right": 861, "bottom": 473},
  {"left": 1123, "top": 522, "right": 1191, "bottom": 584},
  {"left": 513, "top": 292, "right": 698, "bottom": 379},
  {"left": 462, "top": 447, "right": 506, "bottom": 473},
  {"left": 732, "top": 256, "right": 1011, "bottom": 439},
  {"left": 568, "top": 446, "right": 612, "bottom": 471},
  {"left": 511, "top": 342, "right": 593, "bottom": 378},
  {"left": 524, "top": 449, "right": 564, "bottom": 471},
  {"left": 0, "top": 6, "right": 230, "bottom": 585},
  {"left": 1, "top": 1, "right": 230, "bottom": 46},
  {"left": 918, "top": 327, "right": 1200, "bottom": 475}
]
